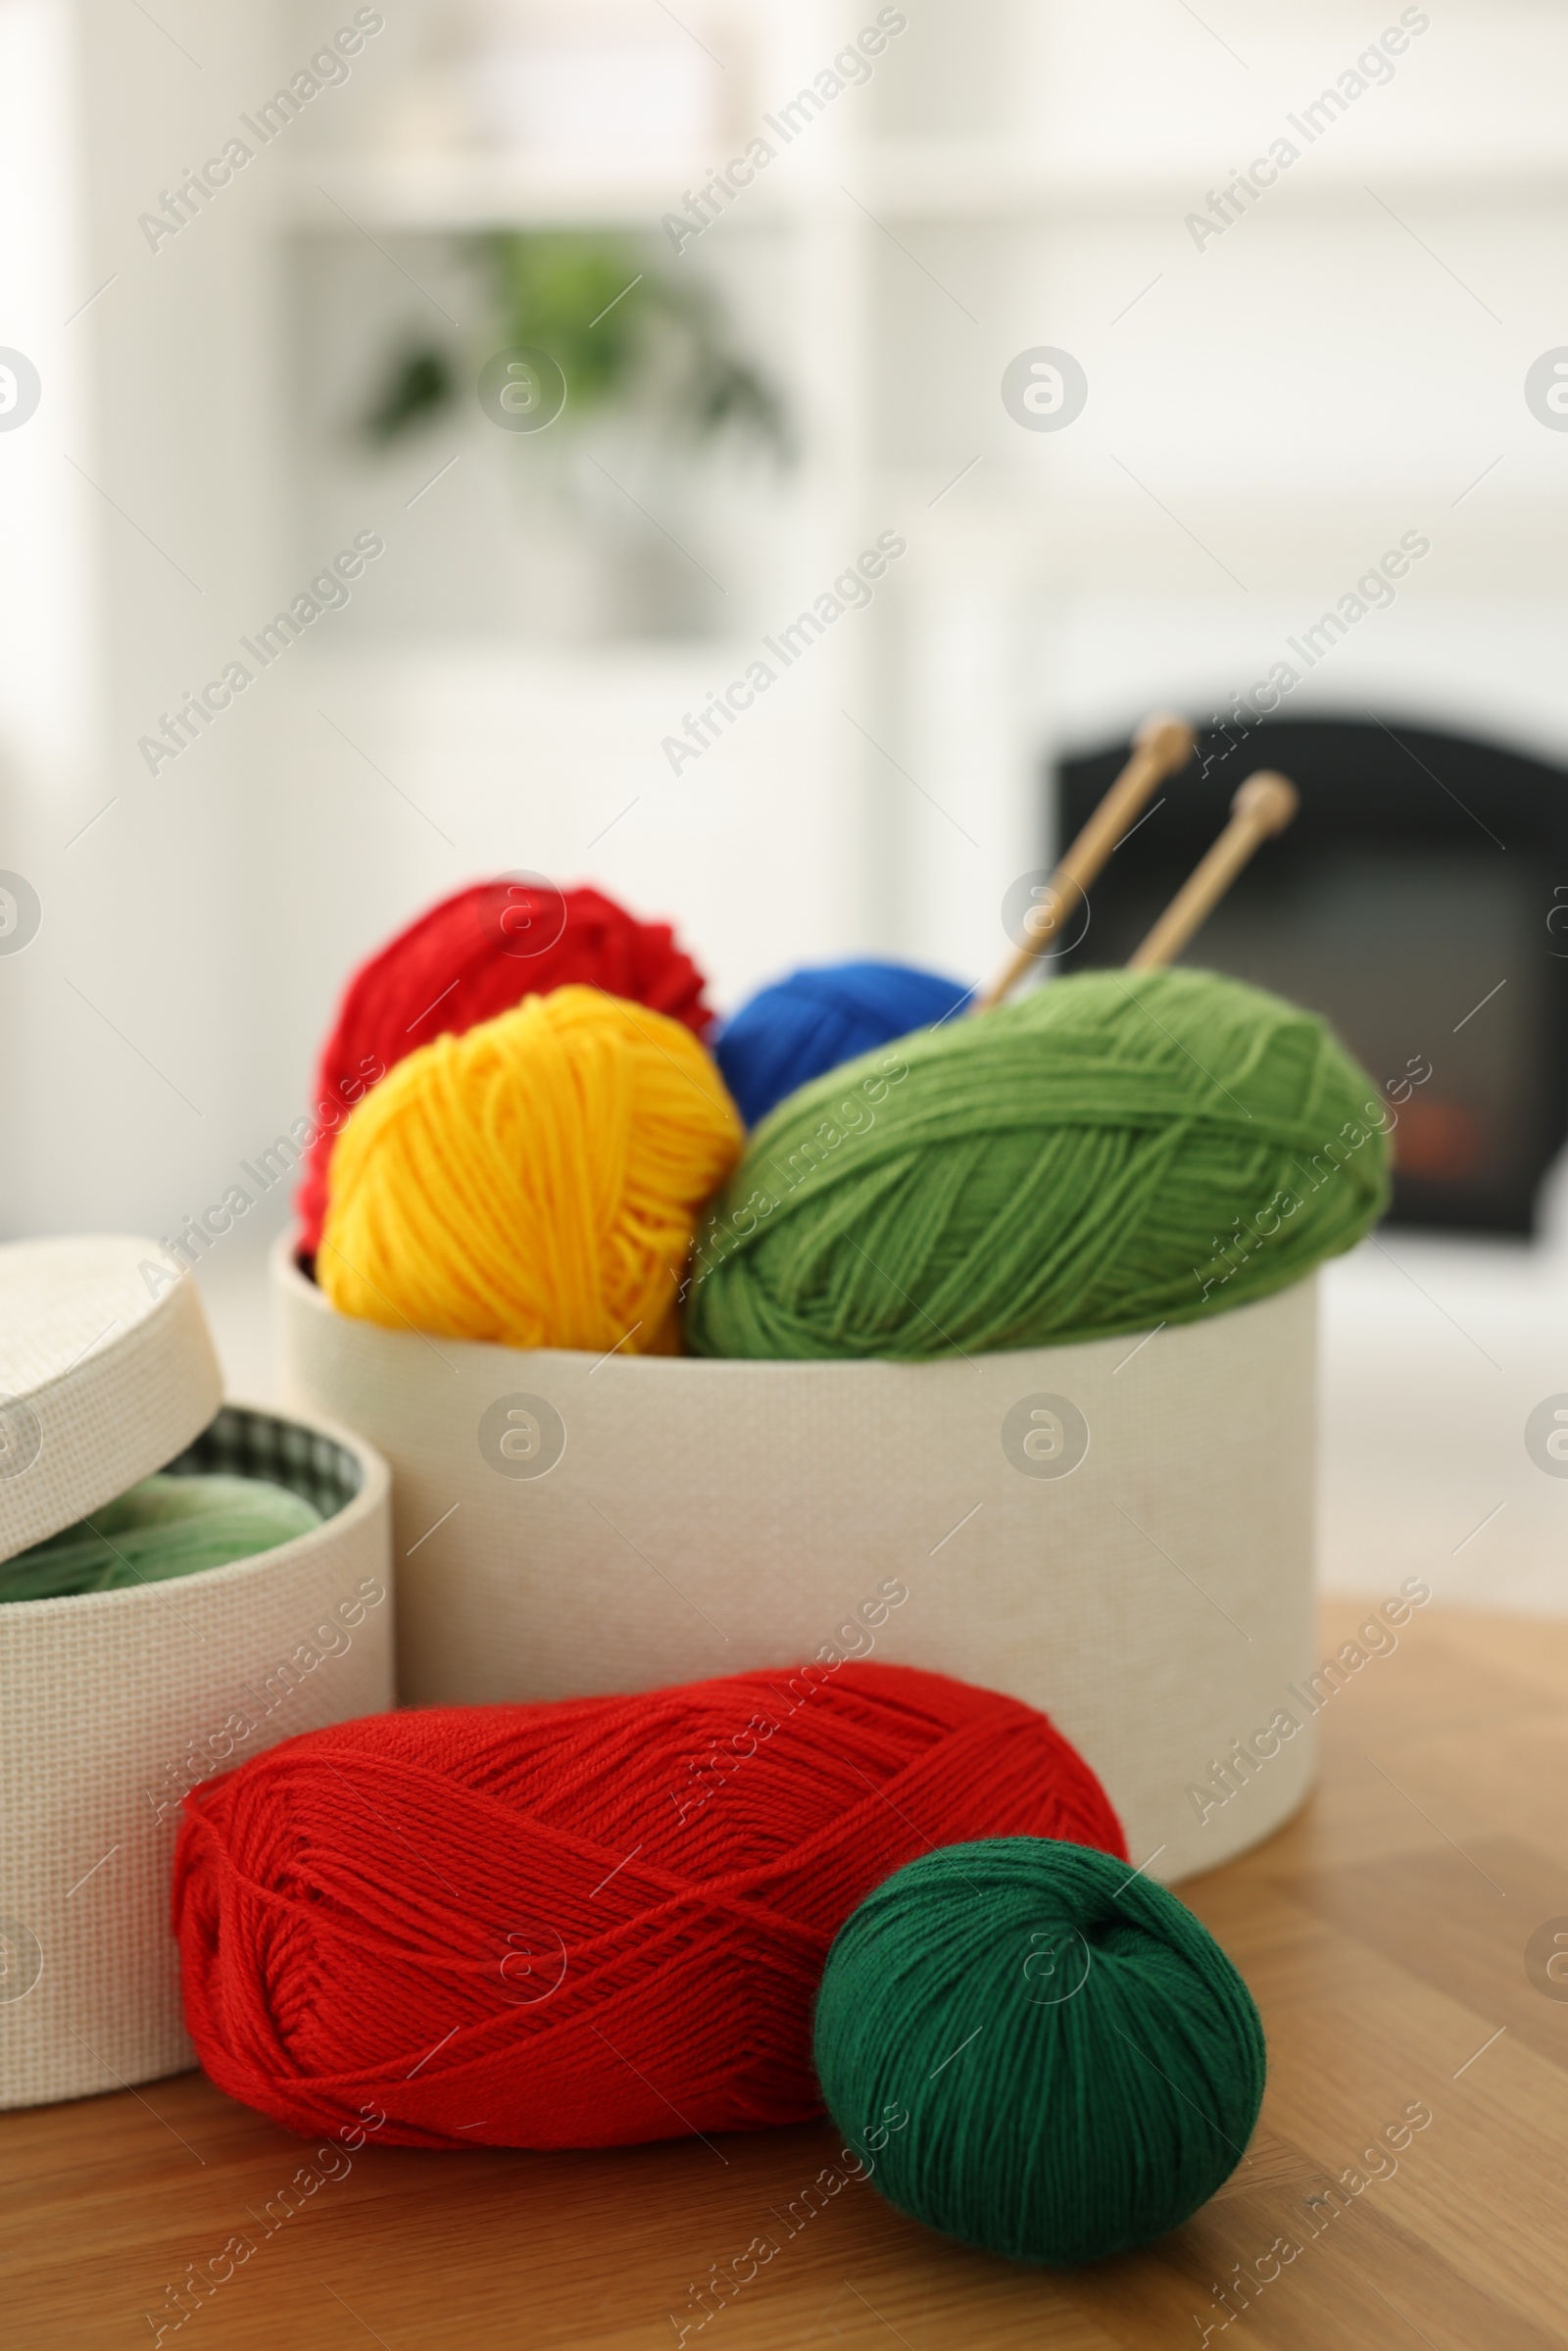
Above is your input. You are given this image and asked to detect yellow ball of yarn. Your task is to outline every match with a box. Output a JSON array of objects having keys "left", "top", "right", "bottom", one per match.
[{"left": 318, "top": 985, "right": 743, "bottom": 1354}]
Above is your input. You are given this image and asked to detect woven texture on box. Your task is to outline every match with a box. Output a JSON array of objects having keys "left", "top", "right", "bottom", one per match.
[
  {"left": 0, "top": 1404, "right": 392, "bottom": 2110},
  {"left": 0, "top": 1240, "right": 221, "bottom": 1562},
  {"left": 274, "top": 1236, "right": 1319, "bottom": 1884}
]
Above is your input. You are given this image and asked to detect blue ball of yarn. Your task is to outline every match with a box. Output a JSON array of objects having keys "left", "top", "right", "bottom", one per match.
[{"left": 713, "top": 959, "right": 972, "bottom": 1127}]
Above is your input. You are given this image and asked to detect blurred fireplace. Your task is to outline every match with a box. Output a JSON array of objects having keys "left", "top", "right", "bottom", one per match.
[{"left": 1053, "top": 714, "right": 1568, "bottom": 1236}]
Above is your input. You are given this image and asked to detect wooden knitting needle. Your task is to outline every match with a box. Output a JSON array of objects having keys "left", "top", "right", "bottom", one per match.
[
  {"left": 976, "top": 712, "right": 1197, "bottom": 1010},
  {"left": 1127, "top": 770, "right": 1298, "bottom": 970}
]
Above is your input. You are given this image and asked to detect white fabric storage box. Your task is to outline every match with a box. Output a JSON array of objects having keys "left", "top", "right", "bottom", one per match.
[
  {"left": 0, "top": 1237, "right": 393, "bottom": 2110},
  {"left": 274, "top": 1234, "right": 1317, "bottom": 1884}
]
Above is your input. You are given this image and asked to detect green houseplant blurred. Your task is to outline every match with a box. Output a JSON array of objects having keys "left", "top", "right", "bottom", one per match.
[{"left": 364, "top": 231, "right": 790, "bottom": 456}]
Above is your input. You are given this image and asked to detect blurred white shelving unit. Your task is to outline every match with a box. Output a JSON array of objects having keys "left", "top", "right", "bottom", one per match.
[
  {"left": 181, "top": 0, "right": 1568, "bottom": 999},
  {"left": 264, "top": 0, "right": 920, "bottom": 999},
  {"left": 286, "top": 142, "right": 1568, "bottom": 233},
  {"left": 10, "top": 0, "right": 1568, "bottom": 1257}
]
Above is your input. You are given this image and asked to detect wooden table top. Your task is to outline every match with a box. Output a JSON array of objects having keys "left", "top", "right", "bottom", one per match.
[{"left": 7, "top": 1601, "right": 1568, "bottom": 2350}]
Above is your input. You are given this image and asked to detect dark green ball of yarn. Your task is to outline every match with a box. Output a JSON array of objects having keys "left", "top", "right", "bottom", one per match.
[
  {"left": 812, "top": 1837, "right": 1266, "bottom": 2267},
  {"left": 684, "top": 966, "right": 1389, "bottom": 1360}
]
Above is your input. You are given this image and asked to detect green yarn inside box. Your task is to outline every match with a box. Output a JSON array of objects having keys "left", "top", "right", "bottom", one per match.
[
  {"left": 0, "top": 1406, "right": 364, "bottom": 1603},
  {"left": 0, "top": 1474, "right": 321, "bottom": 1602}
]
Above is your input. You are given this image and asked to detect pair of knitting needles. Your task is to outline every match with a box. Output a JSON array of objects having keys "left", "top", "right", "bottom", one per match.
[{"left": 978, "top": 718, "right": 1298, "bottom": 1010}]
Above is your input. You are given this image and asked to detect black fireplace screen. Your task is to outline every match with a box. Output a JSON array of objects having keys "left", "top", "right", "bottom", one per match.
[{"left": 1052, "top": 715, "right": 1568, "bottom": 1236}]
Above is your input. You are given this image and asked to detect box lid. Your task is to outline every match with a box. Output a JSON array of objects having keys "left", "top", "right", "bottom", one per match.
[{"left": 0, "top": 1236, "right": 223, "bottom": 1563}]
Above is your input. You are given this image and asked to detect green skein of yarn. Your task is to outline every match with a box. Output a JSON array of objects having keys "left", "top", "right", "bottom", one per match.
[
  {"left": 684, "top": 966, "right": 1389, "bottom": 1360},
  {"left": 0, "top": 1474, "right": 321, "bottom": 1602},
  {"left": 812, "top": 1837, "right": 1266, "bottom": 2267}
]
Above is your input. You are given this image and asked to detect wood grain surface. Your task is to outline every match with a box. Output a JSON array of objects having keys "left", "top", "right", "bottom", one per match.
[{"left": 6, "top": 1601, "right": 1567, "bottom": 2350}]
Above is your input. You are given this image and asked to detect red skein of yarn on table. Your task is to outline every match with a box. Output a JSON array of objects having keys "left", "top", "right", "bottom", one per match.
[
  {"left": 173, "top": 1663, "right": 1125, "bottom": 2150},
  {"left": 295, "top": 879, "right": 713, "bottom": 1256}
]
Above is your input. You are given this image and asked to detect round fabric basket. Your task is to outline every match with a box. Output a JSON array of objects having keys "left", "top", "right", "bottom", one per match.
[
  {"left": 273, "top": 1237, "right": 1317, "bottom": 1882},
  {"left": 0, "top": 1403, "right": 393, "bottom": 2110}
]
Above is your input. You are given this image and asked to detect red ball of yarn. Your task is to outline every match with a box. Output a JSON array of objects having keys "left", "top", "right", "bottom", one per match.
[
  {"left": 173, "top": 1663, "right": 1124, "bottom": 2150},
  {"left": 295, "top": 880, "right": 713, "bottom": 1255}
]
